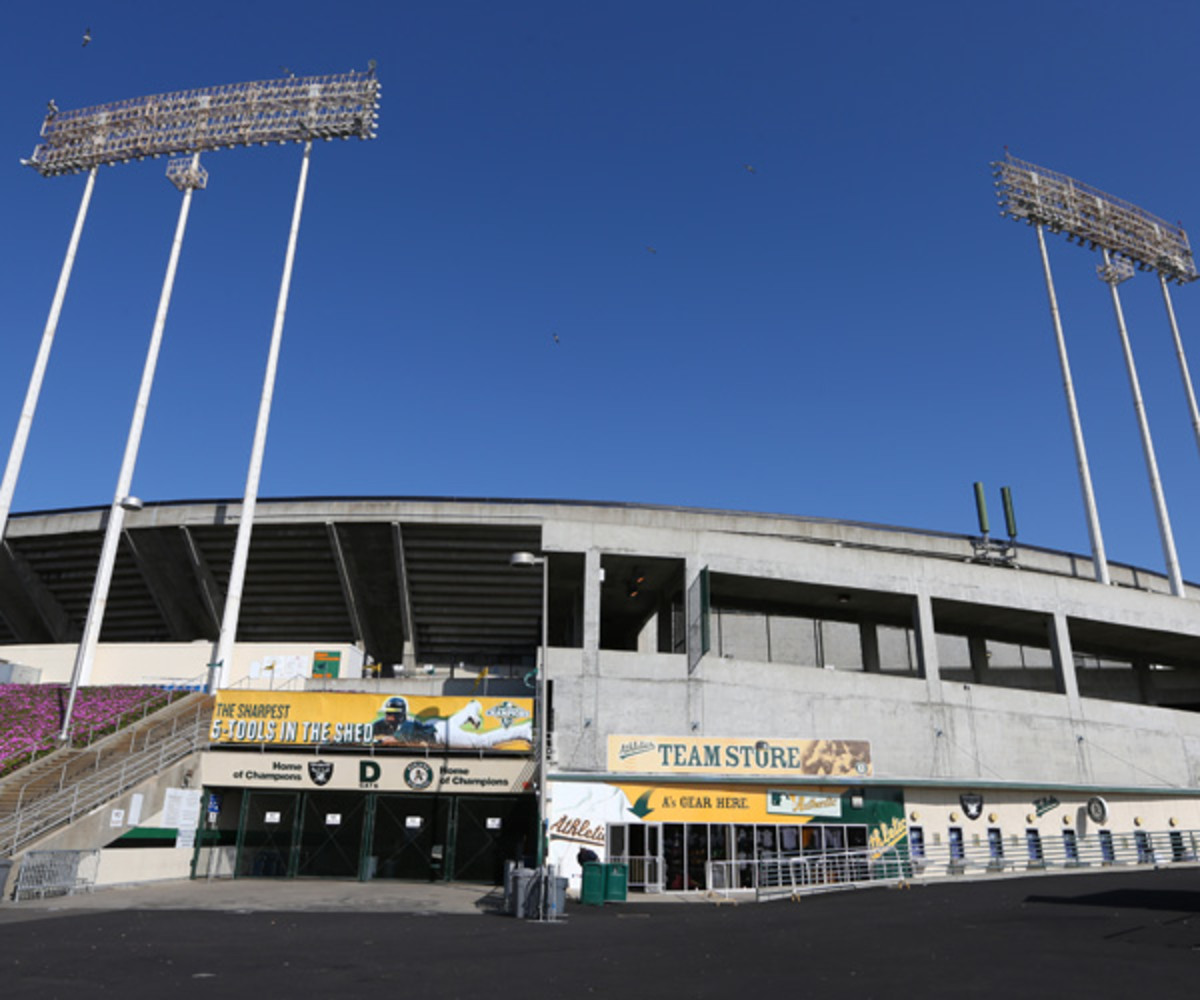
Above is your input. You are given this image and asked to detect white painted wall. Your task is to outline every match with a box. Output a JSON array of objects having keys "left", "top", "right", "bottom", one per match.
[{"left": 2, "top": 641, "right": 364, "bottom": 688}]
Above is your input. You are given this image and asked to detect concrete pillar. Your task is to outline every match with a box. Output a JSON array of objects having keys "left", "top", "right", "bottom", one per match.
[
  {"left": 1047, "top": 612, "right": 1082, "bottom": 718},
  {"left": 580, "top": 547, "right": 602, "bottom": 765},
  {"left": 1133, "top": 659, "right": 1154, "bottom": 706},
  {"left": 637, "top": 609, "right": 659, "bottom": 653},
  {"left": 912, "top": 592, "right": 942, "bottom": 703},
  {"left": 858, "top": 621, "right": 880, "bottom": 673},
  {"left": 685, "top": 555, "right": 705, "bottom": 732},
  {"left": 967, "top": 635, "right": 988, "bottom": 684}
]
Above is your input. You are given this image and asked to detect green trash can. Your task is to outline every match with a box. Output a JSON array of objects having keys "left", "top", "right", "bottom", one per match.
[
  {"left": 603, "top": 862, "right": 628, "bottom": 902},
  {"left": 581, "top": 862, "right": 606, "bottom": 906}
]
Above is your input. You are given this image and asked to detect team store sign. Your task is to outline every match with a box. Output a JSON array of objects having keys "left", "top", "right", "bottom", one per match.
[{"left": 609, "top": 736, "right": 872, "bottom": 777}]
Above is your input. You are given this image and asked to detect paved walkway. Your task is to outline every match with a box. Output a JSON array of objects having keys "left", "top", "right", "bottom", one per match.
[
  {"left": 0, "top": 877, "right": 505, "bottom": 922},
  {"left": 0, "top": 869, "right": 1197, "bottom": 998}
]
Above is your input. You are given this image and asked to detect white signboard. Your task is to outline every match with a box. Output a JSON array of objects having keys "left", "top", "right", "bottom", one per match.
[
  {"left": 110, "top": 809, "right": 125, "bottom": 828},
  {"left": 127, "top": 793, "right": 144, "bottom": 827},
  {"left": 199, "top": 751, "right": 534, "bottom": 794},
  {"left": 406, "top": 816, "right": 423, "bottom": 829},
  {"left": 265, "top": 811, "right": 282, "bottom": 824},
  {"left": 766, "top": 791, "right": 843, "bottom": 818}
]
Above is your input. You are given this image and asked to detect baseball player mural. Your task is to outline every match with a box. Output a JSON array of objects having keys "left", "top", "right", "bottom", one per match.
[{"left": 209, "top": 691, "right": 534, "bottom": 750}]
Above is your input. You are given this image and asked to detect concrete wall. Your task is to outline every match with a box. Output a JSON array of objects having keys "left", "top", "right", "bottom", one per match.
[
  {"left": 549, "top": 647, "right": 1200, "bottom": 792},
  {"left": 94, "top": 847, "right": 196, "bottom": 887}
]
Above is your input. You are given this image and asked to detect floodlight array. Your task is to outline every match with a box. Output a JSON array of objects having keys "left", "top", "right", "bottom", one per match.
[
  {"left": 992, "top": 152, "right": 1196, "bottom": 284},
  {"left": 26, "top": 71, "right": 380, "bottom": 177}
]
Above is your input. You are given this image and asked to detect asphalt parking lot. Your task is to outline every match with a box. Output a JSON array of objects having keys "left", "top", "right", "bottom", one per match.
[{"left": 0, "top": 867, "right": 1196, "bottom": 999}]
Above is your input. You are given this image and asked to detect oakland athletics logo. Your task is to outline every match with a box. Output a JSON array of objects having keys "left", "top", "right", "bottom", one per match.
[{"left": 404, "top": 761, "right": 434, "bottom": 790}]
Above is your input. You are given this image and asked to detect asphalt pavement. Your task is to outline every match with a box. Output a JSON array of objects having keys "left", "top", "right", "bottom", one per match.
[{"left": 0, "top": 867, "right": 1196, "bottom": 998}]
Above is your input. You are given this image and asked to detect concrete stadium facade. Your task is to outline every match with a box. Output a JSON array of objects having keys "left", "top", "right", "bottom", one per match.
[{"left": 3, "top": 497, "right": 1200, "bottom": 894}]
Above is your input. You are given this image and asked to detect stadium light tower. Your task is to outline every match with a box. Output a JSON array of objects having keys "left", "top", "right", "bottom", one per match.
[
  {"left": 26, "top": 71, "right": 381, "bottom": 736},
  {"left": 994, "top": 153, "right": 1196, "bottom": 595},
  {"left": 992, "top": 154, "right": 1111, "bottom": 586}
]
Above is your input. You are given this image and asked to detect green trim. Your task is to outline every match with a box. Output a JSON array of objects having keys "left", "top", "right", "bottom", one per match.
[
  {"left": 117, "top": 826, "right": 178, "bottom": 840},
  {"left": 547, "top": 770, "right": 1200, "bottom": 798}
]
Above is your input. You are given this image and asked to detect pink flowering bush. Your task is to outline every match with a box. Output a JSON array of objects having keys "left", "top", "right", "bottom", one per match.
[{"left": 0, "top": 684, "right": 173, "bottom": 779}]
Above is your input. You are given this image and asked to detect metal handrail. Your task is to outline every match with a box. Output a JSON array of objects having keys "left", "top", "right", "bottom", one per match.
[
  {"left": 0, "top": 704, "right": 210, "bottom": 857},
  {"left": 0, "top": 688, "right": 191, "bottom": 777},
  {"left": 692, "top": 827, "right": 1200, "bottom": 901},
  {"left": 3, "top": 694, "right": 210, "bottom": 814}
]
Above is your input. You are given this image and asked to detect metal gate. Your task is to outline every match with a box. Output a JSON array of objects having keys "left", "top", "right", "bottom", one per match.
[
  {"left": 296, "top": 792, "right": 368, "bottom": 878},
  {"left": 13, "top": 850, "right": 101, "bottom": 901},
  {"left": 236, "top": 791, "right": 299, "bottom": 877}
]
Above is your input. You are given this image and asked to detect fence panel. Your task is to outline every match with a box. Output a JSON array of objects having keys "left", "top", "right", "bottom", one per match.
[{"left": 13, "top": 849, "right": 101, "bottom": 901}]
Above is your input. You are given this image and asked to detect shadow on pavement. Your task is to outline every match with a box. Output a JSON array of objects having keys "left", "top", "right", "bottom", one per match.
[{"left": 1026, "top": 888, "right": 1200, "bottom": 913}]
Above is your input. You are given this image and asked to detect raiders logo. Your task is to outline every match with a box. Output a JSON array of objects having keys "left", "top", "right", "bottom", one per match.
[
  {"left": 308, "top": 760, "right": 334, "bottom": 786},
  {"left": 404, "top": 760, "right": 434, "bottom": 790},
  {"left": 960, "top": 792, "right": 984, "bottom": 821}
]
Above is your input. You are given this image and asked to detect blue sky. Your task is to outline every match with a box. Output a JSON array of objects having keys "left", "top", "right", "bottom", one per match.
[{"left": 2, "top": 1, "right": 1200, "bottom": 580}]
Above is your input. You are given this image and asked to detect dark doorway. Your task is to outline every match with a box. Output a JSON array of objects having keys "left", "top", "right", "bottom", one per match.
[
  {"left": 452, "top": 795, "right": 536, "bottom": 883},
  {"left": 236, "top": 791, "right": 300, "bottom": 877},
  {"left": 371, "top": 794, "right": 451, "bottom": 881},
  {"left": 296, "top": 792, "right": 368, "bottom": 878}
]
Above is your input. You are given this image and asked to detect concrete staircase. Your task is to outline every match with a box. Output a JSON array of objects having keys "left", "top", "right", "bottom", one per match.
[{"left": 0, "top": 693, "right": 213, "bottom": 857}]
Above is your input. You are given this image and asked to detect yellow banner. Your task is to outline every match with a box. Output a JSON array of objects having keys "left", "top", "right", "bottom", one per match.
[
  {"left": 210, "top": 691, "right": 534, "bottom": 751},
  {"left": 614, "top": 782, "right": 848, "bottom": 823},
  {"left": 609, "top": 736, "right": 872, "bottom": 777}
]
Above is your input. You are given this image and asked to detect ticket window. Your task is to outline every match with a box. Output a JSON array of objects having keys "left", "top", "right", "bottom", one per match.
[
  {"left": 948, "top": 827, "right": 965, "bottom": 870},
  {"left": 987, "top": 827, "right": 1004, "bottom": 865}
]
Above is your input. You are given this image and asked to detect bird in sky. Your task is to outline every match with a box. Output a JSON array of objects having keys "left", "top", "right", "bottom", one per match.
[
  {"left": 82, "top": 27, "right": 92, "bottom": 47},
  {"left": 743, "top": 163, "right": 756, "bottom": 174},
  {"left": 552, "top": 333, "right": 560, "bottom": 344},
  {"left": 645, "top": 246, "right": 657, "bottom": 254}
]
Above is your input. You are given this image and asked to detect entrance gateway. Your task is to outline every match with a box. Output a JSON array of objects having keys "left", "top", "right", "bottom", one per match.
[
  {"left": 197, "top": 751, "right": 538, "bottom": 883},
  {"left": 197, "top": 689, "right": 539, "bottom": 884}
]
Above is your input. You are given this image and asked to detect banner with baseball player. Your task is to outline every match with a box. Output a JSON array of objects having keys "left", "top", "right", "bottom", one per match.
[{"left": 210, "top": 690, "right": 534, "bottom": 751}]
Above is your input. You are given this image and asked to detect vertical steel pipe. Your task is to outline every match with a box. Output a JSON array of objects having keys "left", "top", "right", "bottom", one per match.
[
  {"left": 213, "top": 142, "right": 313, "bottom": 689},
  {"left": 0, "top": 167, "right": 98, "bottom": 542},
  {"left": 1159, "top": 274, "right": 1200, "bottom": 462},
  {"left": 1036, "top": 225, "right": 1110, "bottom": 585},
  {"left": 60, "top": 158, "right": 202, "bottom": 740},
  {"left": 1102, "top": 251, "right": 1185, "bottom": 597}
]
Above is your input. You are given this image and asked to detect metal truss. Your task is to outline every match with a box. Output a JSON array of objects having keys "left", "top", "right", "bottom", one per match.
[
  {"left": 26, "top": 70, "right": 380, "bottom": 177},
  {"left": 992, "top": 152, "right": 1196, "bottom": 284},
  {"left": 165, "top": 156, "right": 208, "bottom": 192}
]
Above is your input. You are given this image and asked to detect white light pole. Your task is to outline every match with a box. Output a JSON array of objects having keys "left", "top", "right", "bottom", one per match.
[
  {"left": 1159, "top": 274, "right": 1200, "bottom": 462},
  {"left": 510, "top": 549, "right": 552, "bottom": 918},
  {"left": 0, "top": 166, "right": 98, "bottom": 543},
  {"left": 1035, "top": 223, "right": 1110, "bottom": 585},
  {"left": 1099, "top": 252, "right": 1185, "bottom": 597},
  {"left": 60, "top": 155, "right": 207, "bottom": 740},
  {"left": 212, "top": 141, "right": 313, "bottom": 691}
]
